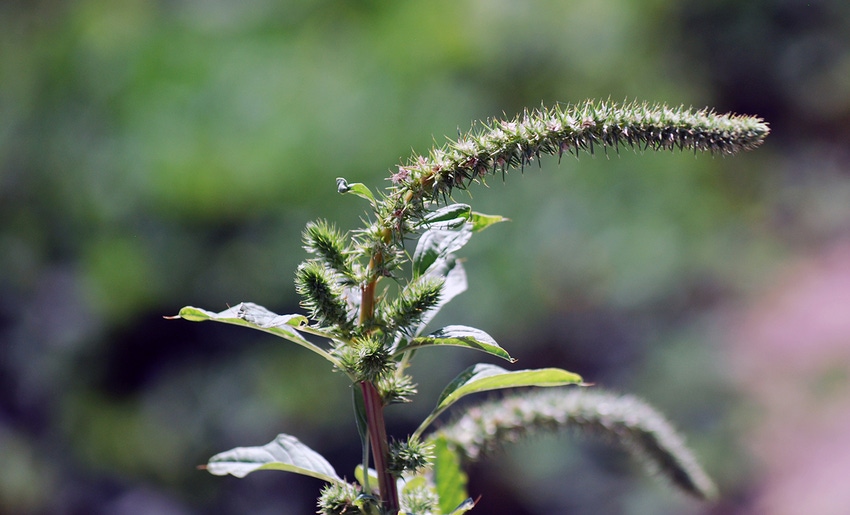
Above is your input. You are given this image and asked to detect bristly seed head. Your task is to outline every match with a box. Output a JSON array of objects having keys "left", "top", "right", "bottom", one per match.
[
  {"left": 302, "top": 220, "right": 354, "bottom": 281},
  {"left": 352, "top": 335, "right": 393, "bottom": 383},
  {"left": 317, "top": 481, "right": 361, "bottom": 515},
  {"left": 295, "top": 260, "right": 352, "bottom": 332},
  {"left": 388, "top": 437, "right": 434, "bottom": 476},
  {"left": 381, "top": 99, "right": 768, "bottom": 246}
]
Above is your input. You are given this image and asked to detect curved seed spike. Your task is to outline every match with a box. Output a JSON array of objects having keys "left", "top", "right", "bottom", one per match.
[{"left": 433, "top": 388, "right": 718, "bottom": 500}]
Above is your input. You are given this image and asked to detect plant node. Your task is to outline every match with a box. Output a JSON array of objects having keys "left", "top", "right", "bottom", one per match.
[{"left": 346, "top": 335, "right": 393, "bottom": 383}]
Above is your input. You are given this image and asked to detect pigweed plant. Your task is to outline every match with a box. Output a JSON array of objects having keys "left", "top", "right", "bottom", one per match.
[{"left": 171, "top": 100, "right": 768, "bottom": 514}]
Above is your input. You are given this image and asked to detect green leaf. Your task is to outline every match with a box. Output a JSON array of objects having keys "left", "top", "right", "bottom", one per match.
[
  {"left": 414, "top": 364, "right": 583, "bottom": 438},
  {"left": 433, "top": 436, "right": 468, "bottom": 514},
  {"left": 395, "top": 325, "right": 514, "bottom": 363},
  {"left": 412, "top": 224, "right": 473, "bottom": 277},
  {"left": 420, "top": 203, "right": 472, "bottom": 228},
  {"left": 336, "top": 177, "right": 376, "bottom": 205},
  {"left": 168, "top": 303, "right": 341, "bottom": 368},
  {"left": 206, "top": 434, "right": 342, "bottom": 483},
  {"left": 354, "top": 464, "right": 379, "bottom": 491},
  {"left": 435, "top": 364, "right": 583, "bottom": 415},
  {"left": 415, "top": 257, "right": 467, "bottom": 335},
  {"left": 469, "top": 211, "right": 508, "bottom": 232}
]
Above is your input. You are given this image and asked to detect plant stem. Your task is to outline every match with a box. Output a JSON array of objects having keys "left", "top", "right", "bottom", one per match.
[
  {"left": 359, "top": 247, "right": 399, "bottom": 513},
  {"left": 361, "top": 380, "right": 399, "bottom": 514}
]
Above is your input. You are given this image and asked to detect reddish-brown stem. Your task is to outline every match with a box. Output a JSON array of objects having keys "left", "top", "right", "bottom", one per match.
[
  {"left": 358, "top": 246, "right": 399, "bottom": 513},
  {"left": 361, "top": 381, "right": 399, "bottom": 514}
]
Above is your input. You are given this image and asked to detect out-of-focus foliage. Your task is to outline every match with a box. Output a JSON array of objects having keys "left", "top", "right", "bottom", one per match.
[{"left": 1, "top": 0, "right": 848, "bottom": 514}]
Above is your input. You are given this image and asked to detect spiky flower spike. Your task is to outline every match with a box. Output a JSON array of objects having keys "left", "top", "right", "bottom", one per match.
[
  {"left": 375, "top": 100, "right": 769, "bottom": 242},
  {"left": 294, "top": 260, "right": 352, "bottom": 333},
  {"left": 174, "top": 98, "right": 768, "bottom": 515},
  {"left": 433, "top": 388, "right": 718, "bottom": 500},
  {"left": 302, "top": 219, "right": 355, "bottom": 282}
]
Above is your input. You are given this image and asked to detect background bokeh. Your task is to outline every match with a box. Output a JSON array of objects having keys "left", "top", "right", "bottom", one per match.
[{"left": 2, "top": 1, "right": 850, "bottom": 514}]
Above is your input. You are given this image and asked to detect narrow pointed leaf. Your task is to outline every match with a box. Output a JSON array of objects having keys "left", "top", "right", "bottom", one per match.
[
  {"left": 414, "top": 364, "right": 582, "bottom": 438},
  {"left": 395, "top": 325, "right": 514, "bottom": 362},
  {"left": 206, "top": 434, "right": 342, "bottom": 483},
  {"left": 169, "top": 303, "right": 339, "bottom": 366},
  {"left": 436, "top": 364, "right": 582, "bottom": 411},
  {"left": 469, "top": 211, "right": 509, "bottom": 232}
]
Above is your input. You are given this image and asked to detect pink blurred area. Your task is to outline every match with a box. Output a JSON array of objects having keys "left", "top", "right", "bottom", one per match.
[{"left": 729, "top": 240, "right": 850, "bottom": 515}]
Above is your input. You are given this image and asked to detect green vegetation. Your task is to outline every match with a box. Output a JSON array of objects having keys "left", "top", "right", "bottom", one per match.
[
  {"left": 173, "top": 100, "right": 767, "bottom": 513},
  {"left": 6, "top": 2, "right": 849, "bottom": 514}
]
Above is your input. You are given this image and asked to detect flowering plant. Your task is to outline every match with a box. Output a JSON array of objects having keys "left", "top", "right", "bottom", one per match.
[{"left": 171, "top": 100, "right": 768, "bottom": 514}]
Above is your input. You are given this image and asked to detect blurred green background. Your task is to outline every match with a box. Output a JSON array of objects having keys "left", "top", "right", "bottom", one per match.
[{"left": 2, "top": 1, "right": 850, "bottom": 514}]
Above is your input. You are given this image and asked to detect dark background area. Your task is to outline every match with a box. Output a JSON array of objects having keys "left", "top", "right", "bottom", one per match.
[{"left": 2, "top": 1, "right": 850, "bottom": 514}]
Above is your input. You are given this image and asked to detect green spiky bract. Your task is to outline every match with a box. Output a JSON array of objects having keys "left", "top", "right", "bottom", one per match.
[{"left": 294, "top": 260, "right": 352, "bottom": 332}]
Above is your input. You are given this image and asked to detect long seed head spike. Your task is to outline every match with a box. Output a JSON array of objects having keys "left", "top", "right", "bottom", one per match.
[
  {"left": 434, "top": 388, "right": 718, "bottom": 501},
  {"left": 373, "top": 99, "right": 767, "bottom": 258}
]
